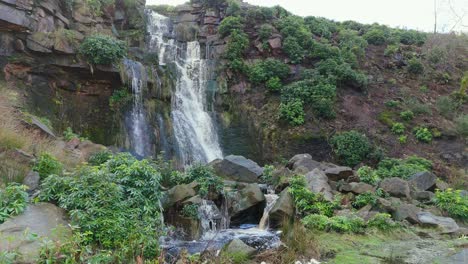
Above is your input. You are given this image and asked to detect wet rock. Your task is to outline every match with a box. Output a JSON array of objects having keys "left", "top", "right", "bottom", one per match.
[
  {"left": 325, "top": 166, "right": 354, "bottom": 181},
  {"left": 409, "top": 172, "right": 437, "bottom": 191},
  {"left": 224, "top": 238, "right": 256, "bottom": 256},
  {"left": 162, "top": 182, "right": 198, "bottom": 209},
  {"left": 305, "top": 168, "right": 334, "bottom": 201},
  {"left": 211, "top": 155, "right": 263, "bottom": 183},
  {"left": 417, "top": 212, "right": 459, "bottom": 233},
  {"left": 0, "top": 203, "right": 70, "bottom": 263},
  {"left": 230, "top": 184, "right": 265, "bottom": 225},
  {"left": 380, "top": 177, "right": 410, "bottom": 199},
  {"left": 393, "top": 203, "right": 421, "bottom": 224},
  {"left": 269, "top": 188, "right": 294, "bottom": 228},
  {"left": 339, "top": 182, "right": 375, "bottom": 194},
  {"left": 22, "top": 171, "right": 40, "bottom": 192}
]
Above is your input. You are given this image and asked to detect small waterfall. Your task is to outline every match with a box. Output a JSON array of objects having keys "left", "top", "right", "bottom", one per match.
[
  {"left": 146, "top": 10, "right": 223, "bottom": 166},
  {"left": 122, "top": 59, "right": 151, "bottom": 157},
  {"left": 198, "top": 200, "right": 222, "bottom": 237},
  {"left": 259, "top": 189, "right": 279, "bottom": 230}
]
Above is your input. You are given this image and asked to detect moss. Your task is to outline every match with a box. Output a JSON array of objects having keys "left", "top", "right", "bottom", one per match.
[{"left": 377, "top": 111, "right": 395, "bottom": 127}]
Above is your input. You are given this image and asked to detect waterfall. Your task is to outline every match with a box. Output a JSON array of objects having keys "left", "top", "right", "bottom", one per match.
[
  {"left": 259, "top": 190, "right": 279, "bottom": 230},
  {"left": 198, "top": 200, "right": 222, "bottom": 237},
  {"left": 122, "top": 59, "right": 151, "bottom": 157},
  {"left": 146, "top": 10, "right": 223, "bottom": 166}
]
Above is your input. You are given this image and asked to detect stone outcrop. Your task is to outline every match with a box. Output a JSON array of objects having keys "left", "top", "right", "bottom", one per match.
[
  {"left": 211, "top": 155, "right": 263, "bottom": 183},
  {"left": 409, "top": 171, "right": 437, "bottom": 191},
  {"left": 305, "top": 168, "right": 334, "bottom": 201},
  {"left": 162, "top": 182, "right": 198, "bottom": 209},
  {"left": 380, "top": 177, "right": 411, "bottom": 199},
  {"left": 269, "top": 188, "right": 294, "bottom": 228},
  {"left": 325, "top": 166, "right": 354, "bottom": 182},
  {"left": 417, "top": 212, "right": 459, "bottom": 233}
]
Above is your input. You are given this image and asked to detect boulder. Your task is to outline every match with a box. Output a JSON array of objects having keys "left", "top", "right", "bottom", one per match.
[
  {"left": 269, "top": 188, "right": 294, "bottom": 228},
  {"left": 325, "top": 166, "right": 354, "bottom": 181},
  {"left": 417, "top": 212, "right": 459, "bottom": 233},
  {"left": 0, "top": 3, "right": 32, "bottom": 31},
  {"left": 211, "top": 155, "right": 263, "bottom": 183},
  {"left": 412, "top": 191, "right": 435, "bottom": 201},
  {"left": 434, "top": 180, "right": 449, "bottom": 191},
  {"left": 380, "top": 177, "right": 411, "bottom": 199},
  {"left": 224, "top": 238, "right": 256, "bottom": 256},
  {"left": 268, "top": 37, "right": 282, "bottom": 49},
  {"left": 305, "top": 169, "right": 334, "bottom": 201},
  {"left": 393, "top": 203, "right": 421, "bottom": 224},
  {"left": 339, "top": 182, "right": 375, "bottom": 194},
  {"left": 231, "top": 184, "right": 265, "bottom": 215},
  {"left": 22, "top": 171, "right": 40, "bottom": 192},
  {"left": 0, "top": 203, "right": 70, "bottom": 263},
  {"left": 409, "top": 171, "right": 437, "bottom": 191},
  {"left": 162, "top": 182, "right": 197, "bottom": 209}
]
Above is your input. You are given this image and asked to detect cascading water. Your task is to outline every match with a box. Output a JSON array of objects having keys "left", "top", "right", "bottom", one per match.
[
  {"left": 259, "top": 190, "right": 279, "bottom": 230},
  {"left": 123, "top": 59, "right": 151, "bottom": 157},
  {"left": 147, "top": 10, "right": 223, "bottom": 166}
]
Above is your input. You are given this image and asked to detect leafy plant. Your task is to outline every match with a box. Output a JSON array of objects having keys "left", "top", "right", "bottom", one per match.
[
  {"left": 455, "top": 115, "right": 468, "bottom": 138},
  {"left": 398, "top": 135, "right": 407, "bottom": 144},
  {"left": 80, "top": 35, "right": 127, "bottom": 65},
  {"left": 218, "top": 16, "right": 244, "bottom": 38},
  {"left": 109, "top": 89, "right": 131, "bottom": 109},
  {"left": 407, "top": 57, "right": 424, "bottom": 74},
  {"left": 88, "top": 150, "right": 112, "bottom": 166},
  {"left": 330, "top": 131, "right": 372, "bottom": 167},
  {"left": 413, "top": 127, "right": 432, "bottom": 143},
  {"left": 260, "top": 164, "right": 275, "bottom": 185},
  {"left": 283, "top": 36, "right": 305, "bottom": 63},
  {"left": 373, "top": 156, "right": 432, "bottom": 179},
  {"left": 33, "top": 153, "right": 63, "bottom": 179},
  {"left": 279, "top": 100, "right": 305, "bottom": 126},
  {"left": 258, "top": 24, "right": 274, "bottom": 40},
  {"left": 328, "top": 215, "right": 365, "bottom": 233},
  {"left": 301, "top": 214, "right": 329, "bottom": 230},
  {"left": 400, "top": 110, "right": 414, "bottom": 121},
  {"left": 367, "top": 213, "right": 399, "bottom": 231},
  {"left": 384, "top": 44, "right": 399, "bottom": 57},
  {"left": 224, "top": 30, "right": 249, "bottom": 72},
  {"left": 185, "top": 164, "right": 224, "bottom": 197},
  {"left": 0, "top": 183, "right": 28, "bottom": 223},
  {"left": 357, "top": 166, "right": 380, "bottom": 185},
  {"left": 385, "top": 100, "right": 399, "bottom": 107},
  {"left": 352, "top": 192, "right": 378, "bottom": 209},
  {"left": 181, "top": 204, "right": 199, "bottom": 219},
  {"left": 266, "top": 77, "right": 282, "bottom": 91},
  {"left": 391, "top": 122, "right": 405, "bottom": 135},
  {"left": 434, "top": 189, "right": 468, "bottom": 220},
  {"left": 364, "top": 28, "right": 387, "bottom": 45}
]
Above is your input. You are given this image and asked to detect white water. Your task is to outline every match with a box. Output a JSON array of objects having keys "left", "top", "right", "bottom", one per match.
[
  {"left": 147, "top": 10, "right": 223, "bottom": 166},
  {"left": 259, "top": 191, "right": 279, "bottom": 230}
]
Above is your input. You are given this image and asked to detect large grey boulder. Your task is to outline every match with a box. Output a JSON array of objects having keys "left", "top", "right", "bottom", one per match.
[
  {"left": 412, "top": 191, "right": 435, "bottom": 201},
  {"left": 393, "top": 203, "right": 421, "bottom": 224},
  {"left": 22, "top": 171, "right": 40, "bottom": 192},
  {"left": 287, "top": 153, "right": 321, "bottom": 173},
  {"left": 417, "top": 212, "right": 459, "bottom": 233},
  {"left": 380, "top": 177, "right": 411, "bottom": 199},
  {"left": 224, "top": 238, "right": 256, "bottom": 256},
  {"left": 325, "top": 166, "right": 354, "bottom": 181},
  {"left": 211, "top": 155, "right": 263, "bottom": 183},
  {"left": 231, "top": 184, "right": 265, "bottom": 215},
  {"left": 269, "top": 188, "right": 295, "bottom": 228},
  {"left": 162, "top": 182, "right": 197, "bottom": 209},
  {"left": 305, "top": 169, "right": 334, "bottom": 201},
  {"left": 409, "top": 172, "right": 437, "bottom": 191},
  {"left": 340, "top": 182, "right": 375, "bottom": 194},
  {"left": 0, "top": 203, "right": 70, "bottom": 263}
]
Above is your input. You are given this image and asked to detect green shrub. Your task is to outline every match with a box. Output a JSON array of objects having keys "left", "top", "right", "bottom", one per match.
[
  {"left": 315, "top": 58, "right": 368, "bottom": 89},
  {"left": 266, "top": 77, "right": 282, "bottom": 91},
  {"left": 400, "top": 110, "right": 414, "bottom": 121},
  {"left": 279, "top": 100, "right": 305, "bottom": 126},
  {"left": 224, "top": 30, "right": 249, "bottom": 71},
  {"left": 375, "top": 156, "right": 432, "bottom": 179},
  {"left": 397, "top": 29, "right": 426, "bottom": 45},
  {"left": 33, "top": 153, "right": 63, "bottom": 179},
  {"left": 328, "top": 216, "right": 365, "bottom": 233},
  {"left": 384, "top": 44, "right": 399, "bottom": 57},
  {"left": 364, "top": 28, "right": 387, "bottom": 45},
  {"left": 398, "top": 135, "right": 407, "bottom": 144},
  {"left": 413, "top": 127, "right": 432, "bottom": 143},
  {"left": 80, "top": 35, "right": 126, "bottom": 65},
  {"left": 85, "top": 0, "right": 114, "bottom": 16},
  {"left": 258, "top": 24, "right": 274, "bottom": 40},
  {"left": 391, "top": 122, "right": 405, "bottom": 135},
  {"left": 276, "top": 16, "right": 312, "bottom": 48},
  {"left": 221, "top": 252, "right": 250, "bottom": 264},
  {"left": 301, "top": 214, "right": 330, "bottom": 231},
  {"left": 330, "top": 131, "right": 372, "bottom": 167},
  {"left": 337, "top": 29, "right": 368, "bottom": 60},
  {"left": 305, "top": 16, "right": 338, "bottom": 39},
  {"left": 352, "top": 192, "right": 378, "bottom": 209},
  {"left": 63, "top": 127, "right": 78, "bottom": 141},
  {"left": 0, "top": 183, "right": 28, "bottom": 223},
  {"left": 436, "top": 96, "right": 458, "bottom": 118},
  {"left": 357, "top": 166, "right": 380, "bottom": 185},
  {"left": 226, "top": 0, "right": 241, "bottom": 16},
  {"left": 185, "top": 164, "right": 224, "bottom": 197},
  {"left": 249, "top": 59, "right": 290, "bottom": 84},
  {"left": 289, "top": 175, "right": 339, "bottom": 217},
  {"left": 455, "top": 115, "right": 468, "bottom": 137},
  {"left": 407, "top": 58, "right": 424, "bottom": 74},
  {"left": 181, "top": 204, "right": 199, "bottom": 219},
  {"left": 308, "top": 39, "right": 341, "bottom": 61},
  {"left": 367, "top": 213, "right": 399, "bottom": 231},
  {"left": 283, "top": 36, "right": 305, "bottom": 63},
  {"left": 260, "top": 165, "right": 275, "bottom": 185},
  {"left": 434, "top": 189, "right": 468, "bottom": 220},
  {"left": 385, "top": 100, "right": 399, "bottom": 108},
  {"left": 109, "top": 89, "right": 131, "bottom": 109},
  {"left": 218, "top": 16, "right": 244, "bottom": 38},
  {"left": 88, "top": 151, "right": 112, "bottom": 166}
]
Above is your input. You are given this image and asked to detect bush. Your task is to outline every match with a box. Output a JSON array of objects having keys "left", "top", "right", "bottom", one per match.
[
  {"left": 434, "top": 189, "right": 468, "bottom": 220},
  {"left": 375, "top": 156, "right": 432, "bottom": 179},
  {"left": 33, "top": 153, "right": 63, "bottom": 179},
  {"left": 413, "top": 127, "right": 432, "bottom": 143},
  {"left": 80, "top": 35, "right": 126, "bottom": 65},
  {"left": 249, "top": 58, "right": 290, "bottom": 84},
  {"left": 258, "top": 24, "right": 274, "bottom": 40},
  {"left": 367, "top": 213, "right": 399, "bottom": 231},
  {"left": 400, "top": 110, "right": 414, "bottom": 121},
  {"left": 301, "top": 214, "right": 330, "bottom": 231},
  {"left": 330, "top": 131, "right": 372, "bottom": 167},
  {"left": 218, "top": 16, "right": 244, "bottom": 38},
  {"left": 436, "top": 96, "right": 459, "bottom": 118},
  {"left": 305, "top": 16, "right": 338, "bottom": 39},
  {"left": 357, "top": 166, "right": 380, "bottom": 185},
  {"left": 455, "top": 115, "right": 468, "bottom": 137},
  {"left": 279, "top": 100, "right": 305, "bottom": 126},
  {"left": 352, "top": 192, "right": 378, "bottom": 209},
  {"left": 181, "top": 204, "right": 199, "bottom": 219},
  {"left": 398, "top": 135, "right": 407, "bottom": 144},
  {"left": 337, "top": 29, "right": 368, "bottom": 60},
  {"left": 224, "top": 30, "right": 249, "bottom": 71},
  {"left": 283, "top": 36, "right": 305, "bottom": 63},
  {"left": 109, "top": 89, "right": 131, "bottom": 109},
  {"left": 185, "top": 164, "right": 224, "bottom": 197},
  {"left": 385, "top": 100, "right": 399, "bottom": 107},
  {"left": 364, "top": 28, "right": 387, "bottom": 45},
  {"left": 384, "top": 44, "right": 399, "bottom": 57},
  {"left": 315, "top": 58, "right": 368, "bottom": 89},
  {"left": 407, "top": 58, "right": 424, "bottom": 74},
  {"left": 0, "top": 183, "right": 28, "bottom": 223},
  {"left": 302, "top": 214, "right": 365, "bottom": 233},
  {"left": 266, "top": 77, "right": 282, "bottom": 91},
  {"left": 397, "top": 29, "right": 426, "bottom": 45},
  {"left": 391, "top": 122, "right": 405, "bottom": 135},
  {"left": 88, "top": 151, "right": 112, "bottom": 166}
]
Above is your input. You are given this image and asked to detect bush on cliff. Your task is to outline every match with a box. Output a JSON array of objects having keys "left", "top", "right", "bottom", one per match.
[
  {"left": 80, "top": 35, "right": 127, "bottom": 65},
  {"left": 219, "top": 16, "right": 244, "bottom": 38},
  {"left": 330, "top": 131, "right": 372, "bottom": 167}
]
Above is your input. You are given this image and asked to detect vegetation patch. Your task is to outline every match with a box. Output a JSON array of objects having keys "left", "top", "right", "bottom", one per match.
[{"left": 0, "top": 183, "right": 28, "bottom": 223}]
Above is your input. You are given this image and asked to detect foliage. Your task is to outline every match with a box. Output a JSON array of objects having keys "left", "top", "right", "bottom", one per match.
[
  {"left": 181, "top": 204, "right": 199, "bottom": 219},
  {"left": 305, "top": 16, "right": 338, "bottom": 39},
  {"left": 226, "top": 0, "right": 241, "bottom": 16},
  {"left": 397, "top": 29, "right": 426, "bottom": 45},
  {"left": 220, "top": 251, "right": 250, "bottom": 264},
  {"left": 289, "top": 175, "right": 340, "bottom": 217},
  {"left": 302, "top": 214, "right": 365, "bottom": 233},
  {"left": 337, "top": 29, "right": 368, "bottom": 60},
  {"left": 80, "top": 35, "right": 126, "bottom": 65},
  {"left": 283, "top": 36, "right": 305, "bottom": 63},
  {"left": 85, "top": 0, "right": 114, "bottom": 16},
  {"left": 219, "top": 16, "right": 244, "bottom": 38},
  {"left": 184, "top": 164, "right": 224, "bottom": 197},
  {"left": 364, "top": 28, "right": 387, "bottom": 45},
  {"left": 315, "top": 58, "right": 368, "bottom": 89},
  {"left": 63, "top": 127, "right": 87, "bottom": 141},
  {"left": 330, "top": 131, "right": 372, "bottom": 167},
  {"left": 367, "top": 213, "right": 399, "bottom": 231},
  {"left": 372, "top": 156, "right": 432, "bottom": 179},
  {"left": 391, "top": 122, "right": 405, "bottom": 135},
  {"left": 248, "top": 59, "right": 290, "bottom": 84},
  {"left": 279, "top": 99, "right": 305, "bottom": 126},
  {"left": 266, "top": 77, "right": 282, "bottom": 91},
  {"left": 399, "top": 110, "right": 414, "bottom": 121},
  {"left": 452, "top": 72, "right": 467, "bottom": 102},
  {"left": 436, "top": 96, "right": 459, "bottom": 118},
  {"left": 0, "top": 183, "right": 28, "bottom": 223},
  {"left": 455, "top": 115, "right": 468, "bottom": 137},
  {"left": 224, "top": 30, "right": 249, "bottom": 72},
  {"left": 384, "top": 44, "right": 400, "bottom": 57},
  {"left": 398, "top": 135, "right": 408, "bottom": 144},
  {"left": 33, "top": 153, "right": 63, "bottom": 179},
  {"left": 258, "top": 24, "right": 274, "bottom": 40},
  {"left": 301, "top": 214, "right": 329, "bottom": 230},
  {"left": 407, "top": 57, "right": 424, "bottom": 74},
  {"left": 357, "top": 166, "right": 380, "bottom": 185},
  {"left": 109, "top": 89, "right": 131, "bottom": 109},
  {"left": 88, "top": 151, "right": 112, "bottom": 166},
  {"left": 413, "top": 127, "right": 432, "bottom": 143},
  {"left": 385, "top": 100, "right": 399, "bottom": 107},
  {"left": 260, "top": 165, "right": 275, "bottom": 185},
  {"left": 39, "top": 153, "right": 164, "bottom": 260},
  {"left": 434, "top": 189, "right": 468, "bottom": 220},
  {"left": 352, "top": 192, "right": 378, "bottom": 209}
]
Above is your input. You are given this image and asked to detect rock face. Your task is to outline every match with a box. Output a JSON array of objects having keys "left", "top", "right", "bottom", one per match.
[
  {"left": 325, "top": 166, "right": 354, "bottom": 181},
  {"left": 0, "top": 203, "right": 70, "bottom": 263},
  {"left": 417, "top": 212, "right": 459, "bottom": 233},
  {"left": 22, "top": 171, "right": 40, "bottom": 192},
  {"left": 409, "top": 172, "right": 437, "bottom": 191},
  {"left": 162, "top": 182, "right": 198, "bottom": 209},
  {"left": 230, "top": 183, "right": 265, "bottom": 225},
  {"left": 211, "top": 155, "right": 263, "bottom": 183},
  {"left": 305, "top": 169, "right": 334, "bottom": 201},
  {"left": 393, "top": 203, "right": 421, "bottom": 223},
  {"left": 340, "top": 182, "right": 375, "bottom": 194},
  {"left": 269, "top": 188, "right": 294, "bottom": 228},
  {"left": 380, "top": 177, "right": 411, "bottom": 199}
]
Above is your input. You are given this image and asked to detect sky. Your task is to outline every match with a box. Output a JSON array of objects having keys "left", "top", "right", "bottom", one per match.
[{"left": 146, "top": 0, "right": 467, "bottom": 33}]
